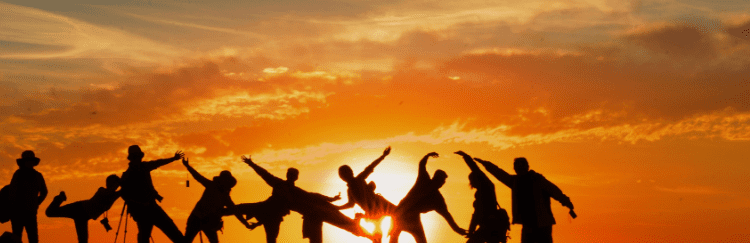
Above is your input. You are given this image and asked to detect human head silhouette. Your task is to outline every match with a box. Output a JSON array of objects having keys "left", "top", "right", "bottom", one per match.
[
  {"left": 106, "top": 174, "right": 121, "bottom": 190},
  {"left": 17, "top": 150, "right": 40, "bottom": 168},
  {"left": 127, "top": 145, "right": 145, "bottom": 162},
  {"left": 286, "top": 168, "right": 299, "bottom": 182},
  {"left": 514, "top": 157, "right": 529, "bottom": 175},
  {"left": 432, "top": 170, "right": 448, "bottom": 188},
  {"left": 215, "top": 170, "right": 237, "bottom": 191},
  {"left": 338, "top": 165, "right": 354, "bottom": 182}
]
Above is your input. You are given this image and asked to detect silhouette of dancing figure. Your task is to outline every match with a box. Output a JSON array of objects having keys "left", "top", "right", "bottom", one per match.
[
  {"left": 45, "top": 175, "right": 121, "bottom": 243},
  {"left": 227, "top": 167, "right": 296, "bottom": 243},
  {"left": 390, "top": 152, "right": 466, "bottom": 243},
  {"left": 475, "top": 157, "right": 575, "bottom": 243},
  {"left": 241, "top": 156, "right": 374, "bottom": 243},
  {"left": 120, "top": 145, "right": 185, "bottom": 243},
  {"left": 456, "top": 151, "right": 509, "bottom": 243},
  {"left": 9, "top": 150, "right": 47, "bottom": 243},
  {"left": 182, "top": 158, "right": 251, "bottom": 243},
  {"left": 337, "top": 146, "right": 395, "bottom": 241}
]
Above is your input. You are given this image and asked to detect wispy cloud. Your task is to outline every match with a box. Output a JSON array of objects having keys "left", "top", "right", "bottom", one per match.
[{"left": 0, "top": 2, "right": 183, "bottom": 64}]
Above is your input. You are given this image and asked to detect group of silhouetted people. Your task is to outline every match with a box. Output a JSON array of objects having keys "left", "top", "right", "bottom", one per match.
[{"left": 0, "top": 145, "right": 575, "bottom": 243}]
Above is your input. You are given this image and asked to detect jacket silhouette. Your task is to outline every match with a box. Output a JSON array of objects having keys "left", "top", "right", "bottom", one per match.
[
  {"left": 476, "top": 157, "right": 574, "bottom": 243},
  {"left": 45, "top": 175, "right": 121, "bottom": 243},
  {"left": 9, "top": 150, "right": 47, "bottom": 243},
  {"left": 119, "top": 145, "right": 185, "bottom": 243}
]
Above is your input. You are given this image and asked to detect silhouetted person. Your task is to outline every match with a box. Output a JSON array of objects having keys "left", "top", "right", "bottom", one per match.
[
  {"left": 337, "top": 146, "right": 395, "bottom": 240},
  {"left": 475, "top": 157, "right": 575, "bottom": 243},
  {"left": 45, "top": 175, "right": 121, "bottom": 243},
  {"left": 455, "top": 151, "right": 509, "bottom": 243},
  {"left": 182, "top": 158, "right": 251, "bottom": 243},
  {"left": 9, "top": 150, "right": 47, "bottom": 243},
  {"left": 390, "top": 152, "right": 466, "bottom": 243},
  {"left": 120, "top": 145, "right": 185, "bottom": 243},
  {"left": 241, "top": 156, "right": 374, "bottom": 243},
  {"left": 227, "top": 167, "right": 296, "bottom": 243}
]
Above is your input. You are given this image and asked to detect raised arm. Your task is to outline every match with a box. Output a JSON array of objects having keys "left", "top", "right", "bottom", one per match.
[
  {"left": 182, "top": 158, "right": 211, "bottom": 186},
  {"left": 241, "top": 155, "right": 284, "bottom": 187},
  {"left": 356, "top": 146, "right": 391, "bottom": 180},
  {"left": 143, "top": 150, "right": 184, "bottom": 171},
  {"left": 474, "top": 158, "right": 513, "bottom": 188},
  {"left": 455, "top": 151, "right": 481, "bottom": 173},
  {"left": 418, "top": 152, "right": 439, "bottom": 180}
]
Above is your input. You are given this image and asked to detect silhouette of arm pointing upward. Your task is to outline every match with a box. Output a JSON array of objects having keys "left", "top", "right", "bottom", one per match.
[
  {"left": 241, "top": 155, "right": 284, "bottom": 187},
  {"left": 182, "top": 158, "right": 211, "bottom": 186},
  {"left": 357, "top": 146, "right": 391, "bottom": 180}
]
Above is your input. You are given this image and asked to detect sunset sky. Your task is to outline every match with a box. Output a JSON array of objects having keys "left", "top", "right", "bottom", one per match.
[{"left": 1, "top": 0, "right": 750, "bottom": 242}]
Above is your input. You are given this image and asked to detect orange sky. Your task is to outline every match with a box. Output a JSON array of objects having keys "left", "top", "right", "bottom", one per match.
[{"left": 1, "top": 0, "right": 750, "bottom": 242}]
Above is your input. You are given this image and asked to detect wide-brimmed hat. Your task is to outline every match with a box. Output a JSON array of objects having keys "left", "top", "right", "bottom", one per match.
[
  {"left": 127, "top": 145, "right": 145, "bottom": 161},
  {"left": 17, "top": 150, "right": 40, "bottom": 166},
  {"left": 214, "top": 170, "right": 237, "bottom": 190}
]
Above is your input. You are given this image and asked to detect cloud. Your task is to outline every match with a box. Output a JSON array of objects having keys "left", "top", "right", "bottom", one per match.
[{"left": 0, "top": 2, "right": 184, "bottom": 64}]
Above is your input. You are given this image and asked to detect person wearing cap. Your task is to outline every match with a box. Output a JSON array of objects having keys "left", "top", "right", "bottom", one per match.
[
  {"left": 9, "top": 150, "right": 48, "bottom": 243},
  {"left": 119, "top": 145, "right": 185, "bottom": 243},
  {"left": 182, "top": 157, "right": 251, "bottom": 243},
  {"left": 474, "top": 157, "right": 575, "bottom": 243}
]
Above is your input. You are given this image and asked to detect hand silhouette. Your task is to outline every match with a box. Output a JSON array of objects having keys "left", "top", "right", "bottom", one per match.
[
  {"left": 332, "top": 192, "right": 342, "bottom": 201},
  {"left": 248, "top": 222, "right": 260, "bottom": 230},
  {"left": 426, "top": 152, "right": 439, "bottom": 158},
  {"left": 182, "top": 157, "right": 189, "bottom": 167},
  {"left": 454, "top": 150, "right": 469, "bottom": 157},
  {"left": 456, "top": 228, "right": 468, "bottom": 236},
  {"left": 241, "top": 155, "right": 253, "bottom": 165},
  {"left": 382, "top": 146, "right": 391, "bottom": 156},
  {"left": 174, "top": 150, "right": 185, "bottom": 160}
]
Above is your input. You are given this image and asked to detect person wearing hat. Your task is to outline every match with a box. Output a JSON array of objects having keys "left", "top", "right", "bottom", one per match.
[
  {"left": 182, "top": 157, "right": 251, "bottom": 243},
  {"left": 119, "top": 145, "right": 185, "bottom": 243},
  {"left": 8, "top": 150, "right": 48, "bottom": 243}
]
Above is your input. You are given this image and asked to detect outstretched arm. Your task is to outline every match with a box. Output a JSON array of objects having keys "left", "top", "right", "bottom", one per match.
[
  {"left": 474, "top": 158, "right": 513, "bottom": 188},
  {"left": 241, "top": 156, "right": 284, "bottom": 187},
  {"left": 357, "top": 146, "right": 391, "bottom": 180},
  {"left": 144, "top": 150, "right": 184, "bottom": 171},
  {"left": 539, "top": 176, "right": 574, "bottom": 209},
  {"left": 434, "top": 196, "right": 467, "bottom": 236},
  {"left": 183, "top": 158, "right": 211, "bottom": 186}
]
